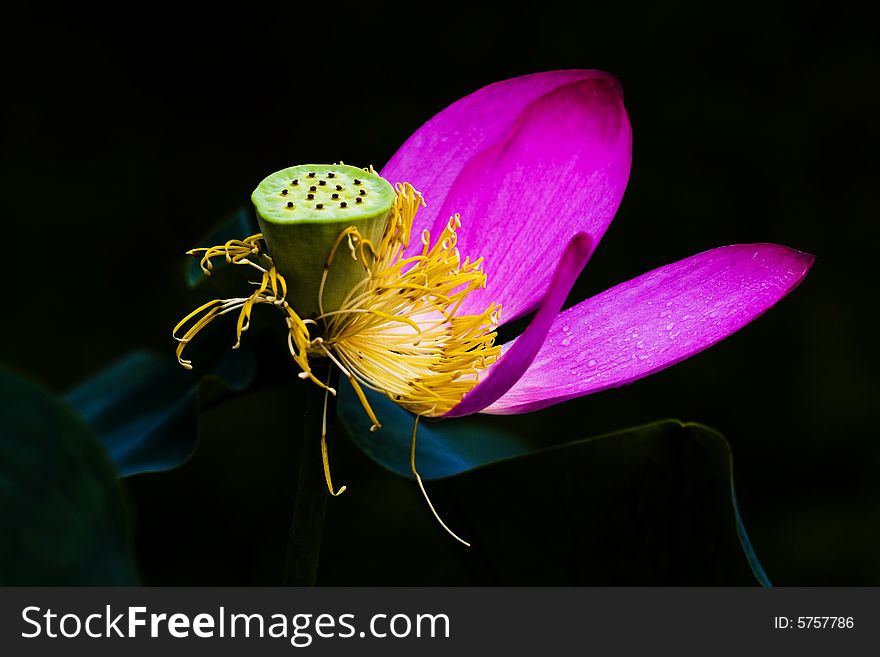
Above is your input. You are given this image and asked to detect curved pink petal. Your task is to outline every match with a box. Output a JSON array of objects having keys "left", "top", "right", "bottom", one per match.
[
  {"left": 381, "top": 70, "right": 632, "bottom": 322},
  {"left": 482, "top": 244, "right": 815, "bottom": 415},
  {"left": 445, "top": 233, "right": 593, "bottom": 418},
  {"left": 381, "top": 70, "right": 609, "bottom": 226}
]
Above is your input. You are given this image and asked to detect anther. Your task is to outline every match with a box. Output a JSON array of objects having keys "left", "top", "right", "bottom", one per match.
[
  {"left": 286, "top": 201, "right": 294, "bottom": 208},
  {"left": 281, "top": 189, "right": 288, "bottom": 195},
  {"left": 359, "top": 189, "right": 366, "bottom": 196},
  {"left": 331, "top": 193, "right": 339, "bottom": 199},
  {"left": 328, "top": 172, "right": 336, "bottom": 178},
  {"left": 309, "top": 185, "right": 317, "bottom": 192},
  {"left": 354, "top": 179, "right": 361, "bottom": 185},
  {"left": 340, "top": 202, "right": 347, "bottom": 208},
  {"left": 307, "top": 193, "right": 315, "bottom": 200},
  {"left": 355, "top": 197, "right": 363, "bottom": 203},
  {"left": 316, "top": 203, "right": 324, "bottom": 209},
  {"left": 308, "top": 172, "right": 316, "bottom": 178},
  {"left": 319, "top": 180, "right": 327, "bottom": 186},
  {"left": 335, "top": 184, "right": 342, "bottom": 191}
]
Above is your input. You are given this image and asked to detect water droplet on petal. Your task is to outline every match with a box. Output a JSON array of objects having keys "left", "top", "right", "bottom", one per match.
[
  {"left": 587, "top": 359, "right": 597, "bottom": 367},
  {"left": 666, "top": 322, "right": 675, "bottom": 331},
  {"left": 560, "top": 337, "right": 572, "bottom": 347}
]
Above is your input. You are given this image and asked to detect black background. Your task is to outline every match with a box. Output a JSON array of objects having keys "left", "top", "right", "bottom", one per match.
[{"left": 1, "top": 3, "right": 877, "bottom": 584}]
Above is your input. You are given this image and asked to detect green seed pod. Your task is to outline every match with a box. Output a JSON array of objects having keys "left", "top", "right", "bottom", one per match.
[{"left": 251, "top": 164, "right": 395, "bottom": 317}]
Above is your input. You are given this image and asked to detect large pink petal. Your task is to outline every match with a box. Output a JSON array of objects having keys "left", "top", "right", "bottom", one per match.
[
  {"left": 381, "top": 70, "right": 632, "bottom": 321},
  {"left": 445, "top": 233, "right": 593, "bottom": 418},
  {"left": 381, "top": 70, "right": 607, "bottom": 226},
  {"left": 482, "top": 244, "right": 815, "bottom": 415}
]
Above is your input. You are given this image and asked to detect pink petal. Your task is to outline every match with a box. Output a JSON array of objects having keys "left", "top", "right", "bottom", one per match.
[
  {"left": 382, "top": 70, "right": 607, "bottom": 224},
  {"left": 482, "top": 244, "right": 815, "bottom": 415},
  {"left": 445, "top": 233, "right": 593, "bottom": 418},
  {"left": 381, "top": 70, "right": 632, "bottom": 321}
]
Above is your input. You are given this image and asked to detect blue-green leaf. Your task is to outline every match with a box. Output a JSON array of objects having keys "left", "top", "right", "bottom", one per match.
[
  {"left": 66, "top": 348, "right": 255, "bottom": 477},
  {"left": 0, "top": 369, "right": 138, "bottom": 584},
  {"left": 730, "top": 469, "right": 772, "bottom": 587},
  {"left": 338, "top": 381, "right": 536, "bottom": 479}
]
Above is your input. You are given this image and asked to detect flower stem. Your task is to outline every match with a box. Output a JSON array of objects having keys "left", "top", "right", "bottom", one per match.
[{"left": 283, "top": 360, "right": 339, "bottom": 586}]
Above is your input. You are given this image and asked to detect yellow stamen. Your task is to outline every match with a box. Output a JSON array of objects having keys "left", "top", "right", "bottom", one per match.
[
  {"left": 321, "top": 182, "right": 502, "bottom": 418},
  {"left": 410, "top": 415, "right": 470, "bottom": 547},
  {"left": 188, "top": 233, "right": 267, "bottom": 275},
  {"left": 313, "top": 340, "right": 381, "bottom": 431},
  {"left": 174, "top": 236, "right": 325, "bottom": 390},
  {"left": 175, "top": 176, "right": 501, "bottom": 546},
  {"left": 321, "top": 368, "right": 346, "bottom": 497}
]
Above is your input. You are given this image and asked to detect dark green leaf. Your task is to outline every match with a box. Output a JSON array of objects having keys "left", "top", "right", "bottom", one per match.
[
  {"left": 66, "top": 348, "right": 255, "bottom": 477},
  {"left": 0, "top": 369, "right": 138, "bottom": 585},
  {"left": 436, "top": 419, "right": 769, "bottom": 585},
  {"left": 186, "top": 207, "right": 259, "bottom": 287},
  {"left": 338, "top": 394, "right": 769, "bottom": 585}
]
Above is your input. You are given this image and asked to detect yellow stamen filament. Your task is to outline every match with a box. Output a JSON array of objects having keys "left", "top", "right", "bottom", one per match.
[
  {"left": 410, "top": 415, "right": 470, "bottom": 547},
  {"left": 314, "top": 339, "right": 381, "bottom": 431},
  {"left": 321, "top": 368, "right": 346, "bottom": 497},
  {"left": 188, "top": 234, "right": 268, "bottom": 275}
]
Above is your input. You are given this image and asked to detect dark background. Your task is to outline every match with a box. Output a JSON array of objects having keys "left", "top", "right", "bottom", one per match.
[{"left": 1, "top": 3, "right": 877, "bottom": 584}]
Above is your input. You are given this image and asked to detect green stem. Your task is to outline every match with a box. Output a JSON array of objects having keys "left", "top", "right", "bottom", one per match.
[{"left": 283, "top": 362, "right": 338, "bottom": 586}]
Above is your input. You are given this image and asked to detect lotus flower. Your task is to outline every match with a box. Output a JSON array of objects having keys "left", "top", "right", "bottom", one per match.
[{"left": 174, "top": 70, "right": 812, "bottom": 544}]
